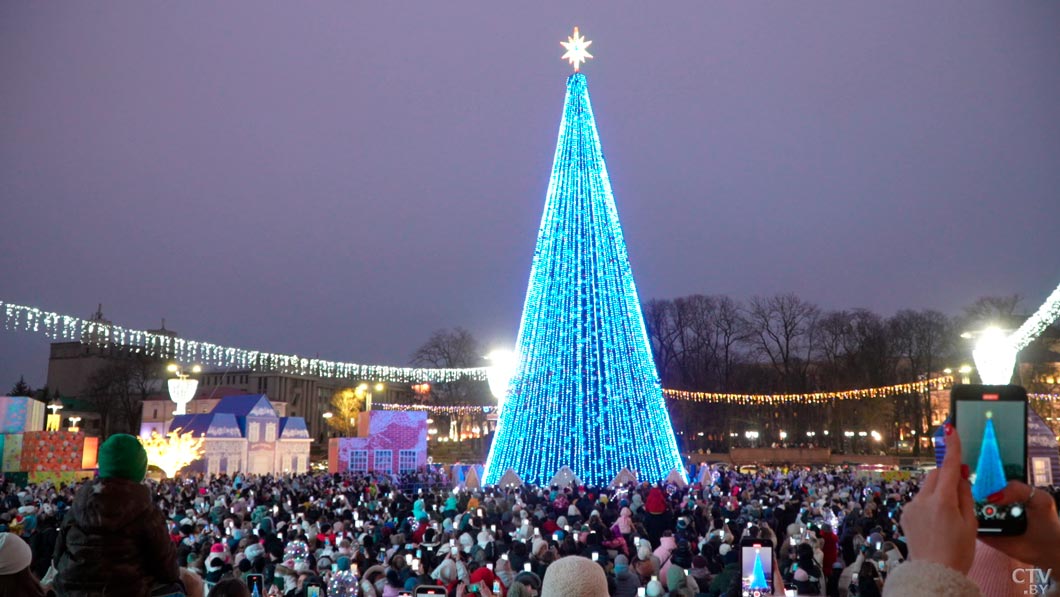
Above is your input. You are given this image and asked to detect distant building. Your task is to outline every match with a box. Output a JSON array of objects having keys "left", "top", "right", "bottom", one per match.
[
  {"left": 45, "top": 306, "right": 174, "bottom": 398},
  {"left": 44, "top": 306, "right": 414, "bottom": 443},
  {"left": 196, "top": 370, "right": 414, "bottom": 443},
  {"left": 139, "top": 387, "right": 287, "bottom": 437},
  {"left": 162, "top": 394, "right": 312, "bottom": 475},
  {"left": 329, "top": 410, "right": 427, "bottom": 475}
]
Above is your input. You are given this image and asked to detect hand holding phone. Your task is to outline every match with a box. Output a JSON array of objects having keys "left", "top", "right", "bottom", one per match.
[
  {"left": 739, "top": 538, "right": 774, "bottom": 595},
  {"left": 951, "top": 385, "right": 1028, "bottom": 535}
]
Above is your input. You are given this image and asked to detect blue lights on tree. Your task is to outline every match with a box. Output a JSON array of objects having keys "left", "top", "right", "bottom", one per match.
[
  {"left": 483, "top": 73, "right": 685, "bottom": 487},
  {"left": 749, "top": 549, "right": 769, "bottom": 591},
  {"left": 971, "top": 411, "right": 1008, "bottom": 502}
]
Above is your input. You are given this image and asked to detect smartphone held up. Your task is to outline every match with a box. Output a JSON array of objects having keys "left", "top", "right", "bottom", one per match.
[
  {"left": 949, "top": 384, "right": 1028, "bottom": 535},
  {"left": 739, "top": 537, "right": 773, "bottom": 597}
]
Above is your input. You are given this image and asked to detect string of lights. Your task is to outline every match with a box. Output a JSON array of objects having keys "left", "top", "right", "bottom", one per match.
[
  {"left": 374, "top": 402, "right": 496, "bottom": 414},
  {"left": 1029, "top": 393, "right": 1060, "bottom": 403},
  {"left": 0, "top": 301, "right": 489, "bottom": 384},
  {"left": 662, "top": 376, "right": 954, "bottom": 405},
  {"left": 1012, "top": 282, "right": 1060, "bottom": 352}
]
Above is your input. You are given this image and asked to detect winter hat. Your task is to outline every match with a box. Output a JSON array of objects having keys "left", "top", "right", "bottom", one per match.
[
  {"left": 336, "top": 556, "right": 352, "bottom": 572},
  {"left": 637, "top": 542, "right": 652, "bottom": 561},
  {"left": 244, "top": 543, "right": 265, "bottom": 561},
  {"left": 666, "top": 566, "right": 688, "bottom": 591},
  {"left": 541, "top": 556, "right": 608, "bottom": 597},
  {"left": 97, "top": 434, "right": 148, "bottom": 482},
  {"left": 469, "top": 567, "right": 498, "bottom": 587},
  {"left": 206, "top": 556, "right": 225, "bottom": 573},
  {"left": 531, "top": 537, "right": 548, "bottom": 556},
  {"left": 692, "top": 555, "right": 708, "bottom": 569},
  {"left": 718, "top": 543, "right": 731, "bottom": 556},
  {"left": 614, "top": 554, "right": 629, "bottom": 574},
  {"left": 459, "top": 532, "right": 475, "bottom": 552},
  {"left": 645, "top": 579, "right": 665, "bottom": 597},
  {"left": 0, "top": 533, "right": 31, "bottom": 575}
]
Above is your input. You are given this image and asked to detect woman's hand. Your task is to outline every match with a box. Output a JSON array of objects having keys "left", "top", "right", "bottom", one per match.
[
  {"left": 899, "top": 423, "right": 978, "bottom": 574},
  {"left": 980, "top": 481, "right": 1060, "bottom": 572}
]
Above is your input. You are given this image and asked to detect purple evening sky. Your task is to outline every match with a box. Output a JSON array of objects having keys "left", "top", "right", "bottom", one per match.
[{"left": 1, "top": 2, "right": 1059, "bottom": 388}]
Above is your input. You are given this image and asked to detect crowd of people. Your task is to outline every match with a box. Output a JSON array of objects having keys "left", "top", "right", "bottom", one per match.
[{"left": 0, "top": 427, "right": 1055, "bottom": 597}]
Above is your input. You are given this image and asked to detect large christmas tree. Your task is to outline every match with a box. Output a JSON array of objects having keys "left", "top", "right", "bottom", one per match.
[{"left": 483, "top": 29, "right": 684, "bottom": 487}]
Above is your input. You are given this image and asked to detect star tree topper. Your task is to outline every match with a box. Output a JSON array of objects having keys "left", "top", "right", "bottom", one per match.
[{"left": 561, "top": 26, "right": 593, "bottom": 71}]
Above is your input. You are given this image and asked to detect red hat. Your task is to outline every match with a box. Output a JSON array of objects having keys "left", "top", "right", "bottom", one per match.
[
  {"left": 469, "top": 567, "right": 497, "bottom": 585},
  {"left": 210, "top": 543, "right": 226, "bottom": 553}
]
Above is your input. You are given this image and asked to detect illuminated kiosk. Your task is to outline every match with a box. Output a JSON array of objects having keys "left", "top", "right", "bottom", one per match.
[
  {"left": 164, "top": 394, "right": 311, "bottom": 475},
  {"left": 483, "top": 30, "right": 684, "bottom": 487}
]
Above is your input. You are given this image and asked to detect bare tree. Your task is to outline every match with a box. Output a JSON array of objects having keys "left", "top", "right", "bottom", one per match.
[
  {"left": 745, "top": 293, "right": 821, "bottom": 392},
  {"left": 412, "top": 328, "right": 481, "bottom": 368},
  {"left": 888, "top": 309, "right": 953, "bottom": 453},
  {"left": 411, "top": 328, "right": 486, "bottom": 405},
  {"left": 711, "top": 296, "right": 750, "bottom": 392},
  {"left": 959, "top": 295, "right": 1023, "bottom": 331},
  {"left": 644, "top": 299, "right": 681, "bottom": 385},
  {"left": 84, "top": 355, "right": 164, "bottom": 436}
]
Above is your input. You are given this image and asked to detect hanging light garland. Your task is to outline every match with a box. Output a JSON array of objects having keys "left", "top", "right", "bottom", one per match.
[
  {"left": 374, "top": 402, "right": 495, "bottom": 414},
  {"left": 663, "top": 376, "right": 953, "bottom": 405},
  {"left": 1030, "top": 393, "right": 1060, "bottom": 403},
  {"left": 0, "top": 301, "right": 488, "bottom": 384},
  {"left": 1013, "top": 282, "right": 1060, "bottom": 352}
]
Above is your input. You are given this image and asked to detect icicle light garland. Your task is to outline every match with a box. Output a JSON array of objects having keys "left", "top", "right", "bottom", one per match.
[
  {"left": 0, "top": 301, "right": 489, "bottom": 384},
  {"left": 6, "top": 297, "right": 1053, "bottom": 406}
]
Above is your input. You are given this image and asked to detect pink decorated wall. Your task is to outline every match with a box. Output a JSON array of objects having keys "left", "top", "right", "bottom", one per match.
[{"left": 329, "top": 410, "right": 427, "bottom": 474}]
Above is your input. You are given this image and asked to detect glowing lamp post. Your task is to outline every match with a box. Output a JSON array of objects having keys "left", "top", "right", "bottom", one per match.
[
  {"left": 972, "top": 327, "right": 1015, "bottom": 385},
  {"left": 67, "top": 416, "right": 81, "bottom": 433},
  {"left": 167, "top": 364, "right": 201, "bottom": 416},
  {"left": 485, "top": 349, "right": 517, "bottom": 414},
  {"left": 357, "top": 382, "right": 384, "bottom": 412}
]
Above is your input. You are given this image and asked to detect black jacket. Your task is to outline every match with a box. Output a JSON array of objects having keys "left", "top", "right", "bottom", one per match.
[{"left": 53, "top": 478, "right": 179, "bottom": 597}]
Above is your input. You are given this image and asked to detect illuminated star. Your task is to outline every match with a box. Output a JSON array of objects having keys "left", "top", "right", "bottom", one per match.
[{"left": 561, "top": 27, "right": 593, "bottom": 71}]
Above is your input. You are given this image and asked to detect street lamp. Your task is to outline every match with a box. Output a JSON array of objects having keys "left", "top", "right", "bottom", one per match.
[
  {"left": 67, "top": 416, "right": 82, "bottom": 433},
  {"left": 744, "top": 430, "right": 760, "bottom": 447},
  {"left": 356, "top": 382, "right": 385, "bottom": 412},
  {"left": 167, "top": 364, "right": 202, "bottom": 416},
  {"left": 485, "top": 349, "right": 517, "bottom": 414}
]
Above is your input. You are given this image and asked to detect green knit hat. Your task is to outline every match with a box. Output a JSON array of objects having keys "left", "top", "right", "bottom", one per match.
[{"left": 98, "top": 434, "right": 148, "bottom": 482}]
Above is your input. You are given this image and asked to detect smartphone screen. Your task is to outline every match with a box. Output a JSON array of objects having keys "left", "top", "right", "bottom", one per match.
[
  {"left": 951, "top": 384, "right": 1028, "bottom": 535},
  {"left": 740, "top": 540, "right": 773, "bottom": 596},
  {"left": 246, "top": 574, "right": 265, "bottom": 596},
  {"left": 307, "top": 587, "right": 321, "bottom": 597}
]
